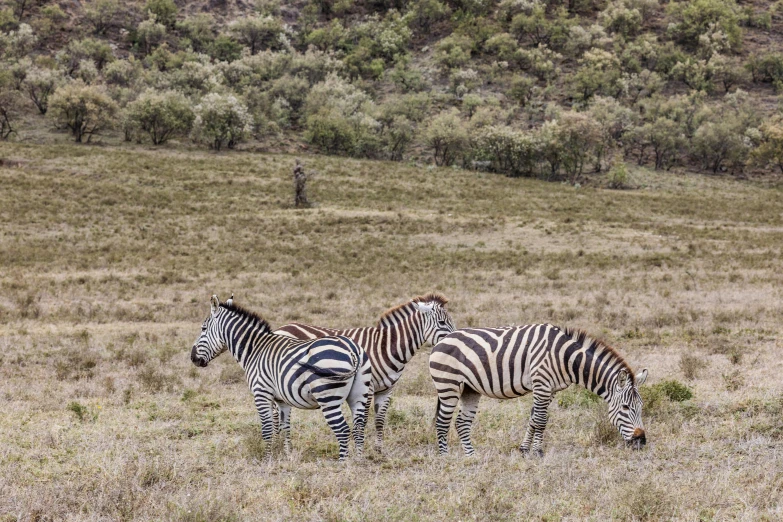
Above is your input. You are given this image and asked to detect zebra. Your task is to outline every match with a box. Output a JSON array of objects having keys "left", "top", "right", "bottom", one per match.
[
  {"left": 274, "top": 293, "right": 455, "bottom": 448},
  {"left": 429, "top": 324, "right": 649, "bottom": 457},
  {"left": 190, "top": 295, "right": 373, "bottom": 461}
]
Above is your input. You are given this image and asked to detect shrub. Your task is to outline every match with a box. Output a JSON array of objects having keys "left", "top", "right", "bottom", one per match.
[
  {"left": 472, "top": 125, "right": 538, "bottom": 177},
  {"left": 753, "top": 115, "right": 783, "bottom": 173},
  {"left": 667, "top": 0, "right": 742, "bottom": 50},
  {"left": 209, "top": 34, "right": 243, "bottom": 63},
  {"left": 0, "top": 22, "right": 36, "bottom": 60},
  {"left": 515, "top": 44, "right": 562, "bottom": 81},
  {"left": 125, "top": 89, "right": 194, "bottom": 145},
  {"left": 627, "top": 117, "right": 686, "bottom": 170},
  {"left": 177, "top": 14, "right": 216, "bottom": 53},
  {"left": 572, "top": 48, "right": 622, "bottom": 101},
  {"left": 434, "top": 34, "right": 473, "bottom": 70},
  {"left": 229, "top": 15, "right": 285, "bottom": 55},
  {"left": 511, "top": 5, "right": 573, "bottom": 50},
  {"left": 104, "top": 58, "right": 140, "bottom": 86},
  {"left": 680, "top": 353, "right": 708, "bottom": 379},
  {"left": 599, "top": 0, "right": 643, "bottom": 37},
  {"left": 192, "top": 93, "right": 253, "bottom": 150},
  {"left": 48, "top": 81, "right": 118, "bottom": 142},
  {"left": 137, "top": 16, "right": 166, "bottom": 56},
  {"left": 0, "top": 88, "right": 20, "bottom": 140},
  {"left": 408, "top": 0, "right": 450, "bottom": 29},
  {"left": 219, "top": 364, "right": 245, "bottom": 384},
  {"left": 484, "top": 32, "right": 517, "bottom": 61},
  {"left": 606, "top": 158, "right": 630, "bottom": 188},
  {"left": 145, "top": 0, "right": 177, "bottom": 28},
  {"left": 22, "top": 66, "right": 60, "bottom": 114},
  {"left": 508, "top": 74, "right": 536, "bottom": 106},
  {"left": 746, "top": 53, "right": 783, "bottom": 84},
  {"left": 34, "top": 4, "right": 67, "bottom": 37},
  {"left": 84, "top": 0, "right": 120, "bottom": 35},
  {"left": 424, "top": 108, "right": 469, "bottom": 166},
  {"left": 652, "top": 379, "right": 693, "bottom": 401}
]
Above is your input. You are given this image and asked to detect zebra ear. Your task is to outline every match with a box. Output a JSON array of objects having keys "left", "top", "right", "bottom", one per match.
[
  {"left": 616, "top": 369, "right": 628, "bottom": 389},
  {"left": 226, "top": 293, "right": 234, "bottom": 307},
  {"left": 414, "top": 301, "right": 435, "bottom": 315},
  {"left": 210, "top": 295, "right": 220, "bottom": 316},
  {"left": 636, "top": 369, "right": 648, "bottom": 386}
]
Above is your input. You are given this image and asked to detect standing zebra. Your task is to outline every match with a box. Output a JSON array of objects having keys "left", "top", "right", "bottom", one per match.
[
  {"left": 429, "top": 324, "right": 648, "bottom": 456},
  {"left": 190, "top": 296, "right": 373, "bottom": 461},
  {"left": 275, "top": 293, "right": 455, "bottom": 448}
]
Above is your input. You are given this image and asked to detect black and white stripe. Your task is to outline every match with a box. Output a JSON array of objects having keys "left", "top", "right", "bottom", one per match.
[
  {"left": 275, "top": 294, "right": 455, "bottom": 448},
  {"left": 191, "top": 295, "right": 373, "bottom": 461},
  {"left": 429, "top": 324, "right": 648, "bottom": 456}
]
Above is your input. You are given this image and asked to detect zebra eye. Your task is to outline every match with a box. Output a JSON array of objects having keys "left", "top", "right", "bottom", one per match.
[{"left": 622, "top": 404, "right": 630, "bottom": 411}]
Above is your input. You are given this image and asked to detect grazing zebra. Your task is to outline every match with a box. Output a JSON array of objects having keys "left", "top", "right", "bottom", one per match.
[
  {"left": 190, "top": 295, "right": 373, "bottom": 461},
  {"left": 429, "top": 324, "right": 648, "bottom": 456},
  {"left": 275, "top": 293, "right": 455, "bottom": 448}
]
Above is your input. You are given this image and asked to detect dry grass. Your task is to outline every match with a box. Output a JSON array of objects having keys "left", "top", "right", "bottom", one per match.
[{"left": 1, "top": 142, "right": 782, "bottom": 520}]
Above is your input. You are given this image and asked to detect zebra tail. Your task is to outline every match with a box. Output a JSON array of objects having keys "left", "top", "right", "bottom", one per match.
[
  {"left": 434, "top": 396, "right": 442, "bottom": 426},
  {"left": 298, "top": 361, "right": 358, "bottom": 381}
]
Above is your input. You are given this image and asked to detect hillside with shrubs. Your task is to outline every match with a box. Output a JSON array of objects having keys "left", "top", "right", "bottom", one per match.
[{"left": 2, "top": 0, "right": 783, "bottom": 180}]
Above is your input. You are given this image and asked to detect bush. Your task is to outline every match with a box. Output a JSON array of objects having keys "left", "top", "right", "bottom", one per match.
[
  {"left": 652, "top": 379, "right": 693, "bottom": 402},
  {"left": 606, "top": 159, "right": 630, "bottom": 188},
  {"left": 516, "top": 44, "right": 562, "bottom": 82},
  {"left": 104, "top": 58, "right": 140, "bottom": 86},
  {"left": 192, "top": 93, "right": 253, "bottom": 150},
  {"left": 572, "top": 48, "right": 622, "bottom": 101},
  {"left": 667, "top": 0, "right": 742, "bottom": 50},
  {"left": 0, "top": 88, "right": 20, "bottom": 140},
  {"left": 22, "top": 66, "right": 60, "bottom": 114},
  {"left": 229, "top": 15, "right": 285, "bottom": 55},
  {"left": 746, "top": 53, "right": 783, "bottom": 84},
  {"left": 425, "top": 108, "right": 469, "bottom": 166},
  {"left": 125, "top": 89, "right": 194, "bottom": 145},
  {"left": 408, "top": 0, "right": 450, "bottom": 29},
  {"left": 0, "top": 23, "right": 36, "bottom": 60},
  {"left": 548, "top": 111, "right": 604, "bottom": 183},
  {"left": 472, "top": 125, "right": 538, "bottom": 177},
  {"left": 754, "top": 115, "right": 783, "bottom": 173},
  {"left": 680, "top": 353, "right": 708, "bottom": 379},
  {"left": 177, "top": 14, "right": 216, "bottom": 53},
  {"left": 145, "top": 0, "right": 177, "bottom": 28},
  {"left": 209, "top": 34, "right": 243, "bottom": 63},
  {"left": 137, "top": 16, "right": 166, "bottom": 56},
  {"left": 511, "top": 5, "right": 573, "bottom": 50},
  {"left": 84, "top": 0, "right": 120, "bottom": 35},
  {"left": 434, "top": 34, "right": 473, "bottom": 70},
  {"left": 48, "top": 81, "right": 118, "bottom": 142},
  {"left": 599, "top": 0, "right": 643, "bottom": 37}
]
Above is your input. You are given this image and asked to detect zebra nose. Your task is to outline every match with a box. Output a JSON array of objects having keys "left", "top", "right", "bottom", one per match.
[
  {"left": 630, "top": 428, "right": 646, "bottom": 449},
  {"left": 191, "top": 351, "right": 207, "bottom": 367}
]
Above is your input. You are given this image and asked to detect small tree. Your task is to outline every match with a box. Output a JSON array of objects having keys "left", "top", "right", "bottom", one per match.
[
  {"left": 23, "top": 67, "right": 60, "bottom": 115},
  {"left": 48, "top": 81, "right": 118, "bottom": 142},
  {"left": 125, "top": 89, "right": 194, "bottom": 145},
  {"left": 84, "top": 0, "right": 120, "bottom": 35},
  {"left": 424, "top": 108, "right": 469, "bottom": 166},
  {"left": 137, "top": 16, "right": 166, "bottom": 56},
  {"left": 0, "top": 89, "right": 21, "bottom": 139},
  {"left": 754, "top": 115, "right": 783, "bottom": 174},
  {"left": 145, "top": 0, "right": 177, "bottom": 28},
  {"left": 192, "top": 93, "right": 253, "bottom": 151},
  {"left": 229, "top": 15, "right": 284, "bottom": 55}
]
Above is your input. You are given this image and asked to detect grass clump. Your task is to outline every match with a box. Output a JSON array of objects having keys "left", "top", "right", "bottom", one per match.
[
  {"left": 557, "top": 386, "right": 601, "bottom": 408},
  {"left": 652, "top": 380, "right": 693, "bottom": 402},
  {"left": 218, "top": 364, "right": 245, "bottom": 385},
  {"left": 679, "top": 353, "right": 708, "bottom": 380},
  {"left": 615, "top": 483, "right": 673, "bottom": 520}
]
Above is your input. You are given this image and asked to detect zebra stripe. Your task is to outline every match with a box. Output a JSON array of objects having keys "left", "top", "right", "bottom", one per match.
[
  {"left": 275, "top": 293, "right": 455, "bottom": 448},
  {"left": 429, "top": 325, "right": 648, "bottom": 456},
  {"left": 191, "top": 296, "right": 373, "bottom": 461}
]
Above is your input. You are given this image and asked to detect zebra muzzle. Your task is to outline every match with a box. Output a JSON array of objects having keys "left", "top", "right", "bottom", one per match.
[{"left": 628, "top": 428, "right": 646, "bottom": 449}]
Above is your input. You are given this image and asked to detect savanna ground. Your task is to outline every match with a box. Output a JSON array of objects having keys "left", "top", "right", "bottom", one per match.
[{"left": 0, "top": 141, "right": 782, "bottom": 521}]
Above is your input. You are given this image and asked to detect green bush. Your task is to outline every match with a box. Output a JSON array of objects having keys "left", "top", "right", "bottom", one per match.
[
  {"left": 48, "top": 81, "right": 118, "bottom": 142},
  {"left": 192, "top": 93, "right": 253, "bottom": 150},
  {"left": 177, "top": 14, "right": 216, "bottom": 53},
  {"left": 125, "top": 89, "right": 195, "bottom": 145},
  {"left": 229, "top": 15, "right": 285, "bottom": 55},
  {"left": 407, "top": 0, "right": 450, "bottom": 29},
  {"left": 136, "top": 16, "right": 166, "bottom": 56},
  {"left": 599, "top": 0, "right": 643, "bottom": 37},
  {"left": 667, "top": 0, "right": 742, "bottom": 50},
  {"left": 753, "top": 114, "right": 783, "bottom": 174},
  {"left": 0, "top": 87, "right": 20, "bottom": 140},
  {"left": 511, "top": 5, "right": 573, "bottom": 50},
  {"left": 652, "top": 379, "right": 693, "bottom": 402},
  {"left": 209, "top": 34, "right": 243, "bottom": 63},
  {"left": 145, "top": 0, "right": 177, "bottom": 28},
  {"left": 23, "top": 66, "right": 60, "bottom": 114},
  {"left": 104, "top": 58, "right": 140, "bottom": 87},
  {"left": 84, "top": 0, "right": 120, "bottom": 35},
  {"left": 472, "top": 124, "right": 537, "bottom": 177},
  {"left": 746, "top": 53, "right": 783, "bottom": 84},
  {"left": 424, "top": 108, "right": 469, "bottom": 166},
  {"left": 434, "top": 34, "right": 473, "bottom": 70}
]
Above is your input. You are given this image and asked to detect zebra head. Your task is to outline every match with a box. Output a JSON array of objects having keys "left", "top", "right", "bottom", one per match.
[
  {"left": 191, "top": 295, "right": 228, "bottom": 368},
  {"left": 608, "top": 367, "right": 649, "bottom": 449},
  {"left": 413, "top": 297, "right": 455, "bottom": 345}
]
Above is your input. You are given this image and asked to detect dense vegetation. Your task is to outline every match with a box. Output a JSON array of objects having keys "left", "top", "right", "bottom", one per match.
[{"left": 2, "top": 0, "right": 783, "bottom": 180}]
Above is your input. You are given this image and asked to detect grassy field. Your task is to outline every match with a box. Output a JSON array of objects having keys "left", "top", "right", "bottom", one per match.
[{"left": 0, "top": 142, "right": 782, "bottom": 521}]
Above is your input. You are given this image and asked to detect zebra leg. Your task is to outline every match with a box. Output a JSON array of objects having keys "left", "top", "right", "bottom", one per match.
[
  {"left": 520, "top": 390, "right": 552, "bottom": 457},
  {"left": 435, "top": 393, "right": 459, "bottom": 456},
  {"left": 455, "top": 389, "right": 481, "bottom": 457},
  {"left": 253, "top": 394, "right": 276, "bottom": 459},
  {"left": 319, "top": 404, "right": 352, "bottom": 461},
  {"left": 373, "top": 390, "right": 393, "bottom": 450},
  {"left": 347, "top": 368, "right": 372, "bottom": 458},
  {"left": 272, "top": 402, "right": 280, "bottom": 436},
  {"left": 275, "top": 402, "right": 292, "bottom": 454}
]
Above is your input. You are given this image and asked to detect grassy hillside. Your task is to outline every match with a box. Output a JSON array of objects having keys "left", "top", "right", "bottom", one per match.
[
  {"left": 2, "top": 0, "right": 783, "bottom": 178},
  {"left": 1, "top": 142, "right": 782, "bottom": 520}
]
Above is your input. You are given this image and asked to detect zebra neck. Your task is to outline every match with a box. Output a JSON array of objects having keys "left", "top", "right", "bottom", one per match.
[
  {"left": 377, "top": 304, "right": 426, "bottom": 363},
  {"left": 570, "top": 340, "right": 625, "bottom": 401},
  {"left": 224, "top": 320, "right": 271, "bottom": 371}
]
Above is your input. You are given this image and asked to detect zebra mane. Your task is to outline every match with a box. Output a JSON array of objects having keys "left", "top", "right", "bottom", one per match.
[
  {"left": 377, "top": 293, "right": 449, "bottom": 324},
  {"left": 563, "top": 327, "right": 635, "bottom": 381},
  {"left": 219, "top": 302, "right": 271, "bottom": 331}
]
